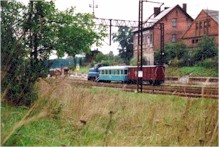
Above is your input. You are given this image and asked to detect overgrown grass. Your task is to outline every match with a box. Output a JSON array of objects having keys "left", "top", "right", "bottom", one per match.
[
  {"left": 166, "top": 66, "right": 218, "bottom": 77},
  {"left": 1, "top": 78, "right": 218, "bottom": 146}
]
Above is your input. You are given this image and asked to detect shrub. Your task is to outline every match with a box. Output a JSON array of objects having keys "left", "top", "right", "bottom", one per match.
[
  {"left": 196, "top": 35, "right": 217, "bottom": 61},
  {"left": 160, "top": 42, "right": 188, "bottom": 65}
]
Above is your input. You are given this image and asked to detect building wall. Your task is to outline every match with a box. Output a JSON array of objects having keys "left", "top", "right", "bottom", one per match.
[
  {"left": 153, "top": 6, "right": 192, "bottom": 52},
  {"left": 134, "top": 30, "right": 154, "bottom": 65},
  {"left": 182, "top": 10, "right": 219, "bottom": 48},
  {"left": 134, "top": 6, "right": 193, "bottom": 65}
]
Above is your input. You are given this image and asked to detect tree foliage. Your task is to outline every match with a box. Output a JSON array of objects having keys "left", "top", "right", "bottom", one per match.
[
  {"left": 1, "top": 0, "right": 106, "bottom": 105},
  {"left": 154, "top": 42, "right": 188, "bottom": 66},
  {"left": 194, "top": 35, "right": 217, "bottom": 62},
  {"left": 1, "top": 1, "right": 33, "bottom": 105},
  {"left": 163, "top": 42, "right": 187, "bottom": 63},
  {"left": 112, "top": 26, "right": 134, "bottom": 65},
  {"left": 91, "top": 51, "right": 123, "bottom": 66},
  {"left": 155, "top": 36, "right": 218, "bottom": 67}
]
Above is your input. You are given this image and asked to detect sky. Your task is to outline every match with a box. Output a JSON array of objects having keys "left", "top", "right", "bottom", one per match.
[{"left": 18, "top": 0, "right": 219, "bottom": 56}]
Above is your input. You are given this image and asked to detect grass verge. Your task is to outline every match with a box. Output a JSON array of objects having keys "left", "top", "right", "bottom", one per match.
[
  {"left": 166, "top": 66, "right": 218, "bottom": 77},
  {"left": 1, "top": 78, "right": 218, "bottom": 146}
]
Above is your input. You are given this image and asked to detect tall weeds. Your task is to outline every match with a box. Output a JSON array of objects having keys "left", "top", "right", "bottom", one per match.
[{"left": 2, "top": 78, "right": 218, "bottom": 146}]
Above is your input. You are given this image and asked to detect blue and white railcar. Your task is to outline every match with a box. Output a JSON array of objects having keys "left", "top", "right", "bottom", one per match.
[
  {"left": 87, "top": 67, "right": 99, "bottom": 81},
  {"left": 98, "top": 66, "right": 129, "bottom": 82}
]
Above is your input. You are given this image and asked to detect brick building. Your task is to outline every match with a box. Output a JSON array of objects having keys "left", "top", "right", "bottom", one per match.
[
  {"left": 133, "top": 4, "right": 193, "bottom": 65},
  {"left": 182, "top": 9, "right": 219, "bottom": 48}
]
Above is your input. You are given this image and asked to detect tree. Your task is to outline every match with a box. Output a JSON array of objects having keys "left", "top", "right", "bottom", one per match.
[
  {"left": 1, "top": 0, "right": 106, "bottom": 105},
  {"left": 112, "top": 26, "right": 134, "bottom": 65},
  {"left": 155, "top": 42, "right": 188, "bottom": 65},
  {"left": 1, "top": 1, "right": 33, "bottom": 105},
  {"left": 55, "top": 8, "right": 106, "bottom": 57},
  {"left": 94, "top": 52, "right": 107, "bottom": 63},
  {"left": 194, "top": 35, "right": 217, "bottom": 61}
]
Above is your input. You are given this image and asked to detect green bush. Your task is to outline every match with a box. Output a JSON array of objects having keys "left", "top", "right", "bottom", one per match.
[{"left": 157, "top": 42, "right": 189, "bottom": 66}]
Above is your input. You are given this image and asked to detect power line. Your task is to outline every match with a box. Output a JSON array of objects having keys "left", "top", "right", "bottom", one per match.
[{"left": 93, "top": 17, "right": 154, "bottom": 28}]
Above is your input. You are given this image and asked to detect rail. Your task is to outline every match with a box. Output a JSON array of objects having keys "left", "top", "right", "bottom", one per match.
[
  {"left": 68, "top": 73, "right": 218, "bottom": 85},
  {"left": 64, "top": 79, "right": 218, "bottom": 99}
]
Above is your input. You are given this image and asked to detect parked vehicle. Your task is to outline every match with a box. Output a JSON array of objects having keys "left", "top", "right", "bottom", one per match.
[
  {"left": 87, "top": 67, "right": 99, "bottom": 81},
  {"left": 89, "top": 65, "right": 165, "bottom": 85},
  {"left": 128, "top": 65, "right": 165, "bottom": 85},
  {"left": 87, "top": 63, "right": 103, "bottom": 81},
  {"left": 98, "top": 66, "right": 129, "bottom": 83}
]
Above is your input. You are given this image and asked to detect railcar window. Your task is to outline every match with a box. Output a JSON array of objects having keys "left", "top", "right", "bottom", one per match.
[
  {"left": 117, "top": 70, "right": 120, "bottom": 75},
  {"left": 105, "top": 70, "right": 108, "bottom": 74},
  {"left": 109, "top": 70, "right": 111, "bottom": 74},
  {"left": 112, "top": 70, "right": 115, "bottom": 75},
  {"left": 124, "top": 70, "right": 128, "bottom": 74},
  {"left": 101, "top": 70, "right": 104, "bottom": 74},
  {"left": 121, "top": 70, "right": 124, "bottom": 74}
]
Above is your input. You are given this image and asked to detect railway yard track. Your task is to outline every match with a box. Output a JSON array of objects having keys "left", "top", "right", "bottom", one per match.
[{"left": 65, "top": 78, "right": 218, "bottom": 99}]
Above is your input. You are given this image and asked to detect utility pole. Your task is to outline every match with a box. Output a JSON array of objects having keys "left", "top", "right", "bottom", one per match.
[
  {"left": 89, "top": 0, "right": 98, "bottom": 16},
  {"left": 137, "top": 0, "right": 143, "bottom": 93},
  {"left": 137, "top": 0, "right": 164, "bottom": 93}
]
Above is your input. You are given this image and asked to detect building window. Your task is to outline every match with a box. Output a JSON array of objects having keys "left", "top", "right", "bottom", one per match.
[
  {"left": 186, "top": 18, "right": 191, "bottom": 27},
  {"left": 192, "top": 38, "right": 199, "bottom": 44},
  {"left": 199, "top": 22, "right": 202, "bottom": 29},
  {"left": 195, "top": 22, "right": 199, "bottom": 35},
  {"left": 172, "top": 18, "right": 177, "bottom": 27},
  {"left": 204, "top": 21, "right": 208, "bottom": 27},
  {"left": 199, "top": 22, "right": 203, "bottom": 35},
  {"left": 196, "top": 23, "right": 198, "bottom": 30},
  {"left": 208, "top": 20, "right": 211, "bottom": 27},
  {"left": 204, "top": 21, "right": 209, "bottom": 34},
  {"left": 143, "top": 35, "right": 147, "bottom": 45},
  {"left": 172, "top": 34, "right": 176, "bottom": 43},
  {"left": 150, "top": 34, "right": 153, "bottom": 44}
]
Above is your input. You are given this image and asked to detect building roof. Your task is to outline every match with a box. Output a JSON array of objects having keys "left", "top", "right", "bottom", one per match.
[
  {"left": 147, "top": 6, "right": 176, "bottom": 27},
  {"left": 182, "top": 9, "right": 219, "bottom": 39},
  {"left": 134, "top": 5, "right": 193, "bottom": 32},
  {"left": 204, "top": 9, "right": 219, "bottom": 24}
]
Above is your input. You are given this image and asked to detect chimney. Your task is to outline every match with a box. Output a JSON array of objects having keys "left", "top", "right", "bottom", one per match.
[
  {"left": 183, "top": 3, "right": 187, "bottom": 12},
  {"left": 154, "top": 7, "right": 160, "bottom": 17},
  {"left": 164, "top": 7, "right": 169, "bottom": 10}
]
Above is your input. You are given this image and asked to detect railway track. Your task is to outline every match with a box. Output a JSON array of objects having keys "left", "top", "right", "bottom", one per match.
[{"left": 66, "top": 78, "right": 218, "bottom": 99}]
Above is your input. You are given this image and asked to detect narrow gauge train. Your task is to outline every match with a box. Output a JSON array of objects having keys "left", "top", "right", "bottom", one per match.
[{"left": 88, "top": 65, "right": 165, "bottom": 85}]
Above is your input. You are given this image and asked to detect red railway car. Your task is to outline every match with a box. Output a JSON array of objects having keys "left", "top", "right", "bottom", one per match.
[{"left": 128, "top": 65, "right": 165, "bottom": 85}]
